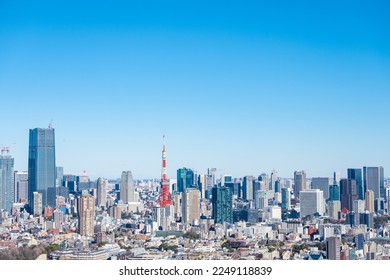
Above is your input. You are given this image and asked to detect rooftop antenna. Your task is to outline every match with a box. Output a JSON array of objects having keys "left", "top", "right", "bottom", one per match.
[{"left": 48, "top": 119, "right": 53, "bottom": 129}]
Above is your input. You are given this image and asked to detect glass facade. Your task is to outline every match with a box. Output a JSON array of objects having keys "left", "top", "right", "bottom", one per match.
[
  {"left": 28, "top": 128, "right": 56, "bottom": 212},
  {"left": 177, "top": 167, "right": 195, "bottom": 192},
  {"left": 347, "top": 168, "right": 363, "bottom": 200},
  {"left": 0, "top": 154, "right": 14, "bottom": 211},
  {"left": 212, "top": 186, "right": 233, "bottom": 224}
]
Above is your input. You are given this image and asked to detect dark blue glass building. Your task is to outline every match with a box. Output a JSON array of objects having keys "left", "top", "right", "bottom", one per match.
[{"left": 28, "top": 128, "right": 56, "bottom": 213}]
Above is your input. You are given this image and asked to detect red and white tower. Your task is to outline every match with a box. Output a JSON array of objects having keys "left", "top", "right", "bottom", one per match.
[{"left": 158, "top": 135, "right": 172, "bottom": 207}]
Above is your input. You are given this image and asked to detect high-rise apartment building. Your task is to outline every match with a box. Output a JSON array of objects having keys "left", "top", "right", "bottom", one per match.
[
  {"left": 294, "top": 170, "right": 307, "bottom": 198},
  {"left": 28, "top": 128, "right": 56, "bottom": 213},
  {"left": 96, "top": 177, "right": 108, "bottom": 208},
  {"left": 33, "top": 192, "right": 42, "bottom": 216},
  {"left": 78, "top": 194, "right": 95, "bottom": 237},
  {"left": 14, "top": 171, "right": 28, "bottom": 203},
  {"left": 0, "top": 150, "right": 14, "bottom": 211},
  {"left": 212, "top": 186, "right": 233, "bottom": 224}
]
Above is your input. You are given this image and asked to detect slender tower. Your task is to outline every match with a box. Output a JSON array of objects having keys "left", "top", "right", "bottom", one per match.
[{"left": 158, "top": 136, "right": 172, "bottom": 207}]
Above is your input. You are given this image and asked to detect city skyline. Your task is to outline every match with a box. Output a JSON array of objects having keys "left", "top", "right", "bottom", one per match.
[{"left": 1, "top": 1, "right": 389, "bottom": 179}]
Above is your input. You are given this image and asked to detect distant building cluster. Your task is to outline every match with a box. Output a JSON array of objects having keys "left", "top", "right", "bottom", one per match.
[{"left": 0, "top": 127, "right": 390, "bottom": 260}]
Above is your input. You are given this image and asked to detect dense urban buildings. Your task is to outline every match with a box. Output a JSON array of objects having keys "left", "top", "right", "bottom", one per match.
[{"left": 0, "top": 127, "right": 390, "bottom": 260}]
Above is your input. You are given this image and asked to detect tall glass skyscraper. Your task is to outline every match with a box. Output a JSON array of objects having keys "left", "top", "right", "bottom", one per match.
[
  {"left": 0, "top": 150, "right": 14, "bottom": 211},
  {"left": 212, "top": 186, "right": 233, "bottom": 224},
  {"left": 177, "top": 167, "right": 196, "bottom": 192},
  {"left": 28, "top": 128, "right": 56, "bottom": 213},
  {"left": 363, "top": 166, "right": 385, "bottom": 200},
  {"left": 347, "top": 168, "right": 363, "bottom": 200}
]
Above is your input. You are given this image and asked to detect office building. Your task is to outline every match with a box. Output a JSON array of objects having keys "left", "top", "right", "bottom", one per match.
[
  {"left": 365, "top": 190, "right": 375, "bottom": 212},
  {"left": 363, "top": 166, "right": 384, "bottom": 199},
  {"left": 198, "top": 174, "right": 206, "bottom": 199},
  {"left": 212, "top": 186, "right": 233, "bottom": 224},
  {"left": 281, "top": 187, "right": 291, "bottom": 211},
  {"left": 328, "top": 200, "right": 341, "bottom": 220},
  {"left": 78, "top": 194, "right": 96, "bottom": 237},
  {"left": 56, "top": 166, "right": 64, "bottom": 188},
  {"left": 333, "top": 172, "right": 340, "bottom": 186},
  {"left": 294, "top": 170, "right": 306, "bottom": 198},
  {"left": 311, "top": 177, "right": 332, "bottom": 200},
  {"left": 340, "top": 179, "right": 358, "bottom": 211},
  {"left": 221, "top": 174, "right": 232, "bottom": 187},
  {"left": 348, "top": 168, "right": 363, "bottom": 200},
  {"left": 177, "top": 167, "right": 196, "bottom": 192},
  {"left": 243, "top": 176, "right": 254, "bottom": 201},
  {"left": 28, "top": 128, "right": 56, "bottom": 212},
  {"left": 270, "top": 169, "right": 278, "bottom": 192},
  {"left": 120, "top": 171, "right": 137, "bottom": 203},
  {"left": 225, "top": 182, "right": 241, "bottom": 198},
  {"left": 0, "top": 150, "right": 14, "bottom": 211},
  {"left": 300, "top": 189, "right": 324, "bottom": 218},
  {"left": 182, "top": 188, "right": 200, "bottom": 224},
  {"left": 352, "top": 200, "right": 365, "bottom": 214},
  {"left": 329, "top": 184, "right": 340, "bottom": 201},
  {"left": 326, "top": 236, "right": 341, "bottom": 260}
]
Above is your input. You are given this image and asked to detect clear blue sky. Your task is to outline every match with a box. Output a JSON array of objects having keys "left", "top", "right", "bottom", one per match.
[{"left": 1, "top": 1, "right": 389, "bottom": 179}]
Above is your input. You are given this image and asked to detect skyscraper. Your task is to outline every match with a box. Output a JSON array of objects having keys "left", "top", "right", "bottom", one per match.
[
  {"left": 212, "top": 186, "right": 233, "bottom": 224},
  {"left": 198, "top": 174, "right": 206, "bottom": 199},
  {"left": 243, "top": 176, "right": 254, "bottom": 201},
  {"left": 329, "top": 184, "right": 341, "bottom": 201},
  {"left": 120, "top": 171, "right": 136, "bottom": 203},
  {"left": 326, "top": 236, "right": 341, "bottom": 260},
  {"left": 311, "top": 177, "right": 332, "bottom": 200},
  {"left": 28, "top": 127, "right": 56, "bottom": 213},
  {"left": 300, "top": 189, "right": 324, "bottom": 218},
  {"left": 294, "top": 170, "right": 306, "bottom": 198},
  {"left": 221, "top": 174, "right": 232, "bottom": 187},
  {"left": 363, "top": 166, "right": 384, "bottom": 199},
  {"left": 281, "top": 187, "right": 291, "bottom": 211},
  {"left": 270, "top": 169, "right": 278, "bottom": 192},
  {"left": 96, "top": 177, "right": 108, "bottom": 208},
  {"left": 14, "top": 171, "right": 28, "bottom": 203},
  {"left": 78, "top": 194, "right": 95, "bottom": 237},
  {"left": 182, "top": 188, "right": 200, "bottom": 224},
  {"left": 177, "top": 167, "right": 196, "bottom": 193},
  {"left": 340, "top": 179, "right": 357, "bottom": 211},
  {"left": 348, "top": 168, "right": 363, "bottom": 200},
  {"left": 365, "top": 190, "right": 375, "bottom": 212},
  {"left": 0, "top": 149, "right": 14, "bottom": 211}
]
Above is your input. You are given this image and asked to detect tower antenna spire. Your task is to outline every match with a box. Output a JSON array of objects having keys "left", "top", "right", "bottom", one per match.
[{"left": 158, "top": 134, "right": 172, "bottom": 207}]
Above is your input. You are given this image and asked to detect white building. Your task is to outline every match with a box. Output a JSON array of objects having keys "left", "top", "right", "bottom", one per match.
[{"left": 300, "top": 189, "right": 324, "bottom": 218}]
